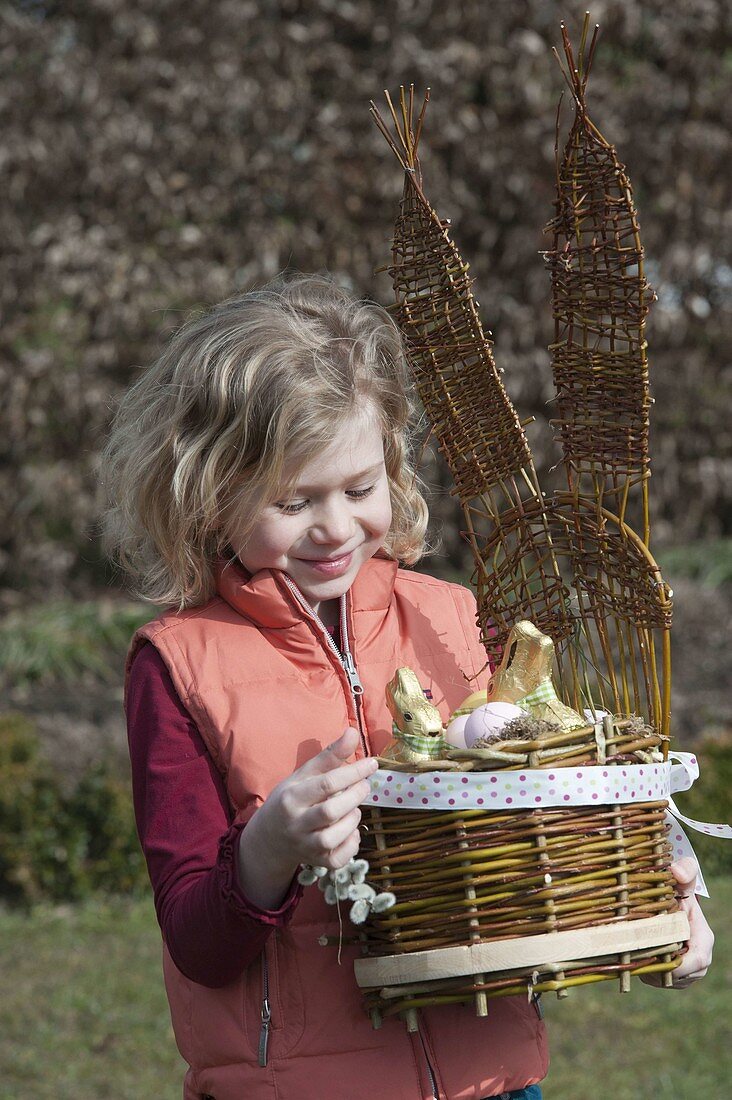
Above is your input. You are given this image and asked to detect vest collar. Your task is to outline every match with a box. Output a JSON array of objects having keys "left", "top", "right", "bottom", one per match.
[{"left": 214, "top": 555, "right": 399, "bottom": 630}]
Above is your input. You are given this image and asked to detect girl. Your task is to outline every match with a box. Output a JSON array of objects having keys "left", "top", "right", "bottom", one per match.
[{"left": 104, "top": 274, "right": 711, "bottom": 1100}]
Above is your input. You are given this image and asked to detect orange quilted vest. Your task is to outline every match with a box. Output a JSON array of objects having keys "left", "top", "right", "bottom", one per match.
[{"left": 127, "top": 557, "right": 548, "bottom": 1100}]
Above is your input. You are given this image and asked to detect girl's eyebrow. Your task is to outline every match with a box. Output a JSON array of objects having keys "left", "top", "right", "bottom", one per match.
[{"left": 290, "top": 462, "right": 384, "bottom": 494}]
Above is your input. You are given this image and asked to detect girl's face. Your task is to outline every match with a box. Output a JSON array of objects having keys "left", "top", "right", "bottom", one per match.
[{"left": 228, "top": 409, "right": 392, "bottom": 626}]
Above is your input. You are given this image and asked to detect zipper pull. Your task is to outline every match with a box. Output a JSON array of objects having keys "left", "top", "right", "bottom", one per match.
[
  {"left": 258, "top": 996, "right": 271, "bottom": 1067},
  {"left": 342, "top": 650, "right": 364, "bottom": 696}
]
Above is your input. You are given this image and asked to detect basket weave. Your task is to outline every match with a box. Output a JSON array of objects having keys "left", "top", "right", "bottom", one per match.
[
  {"left": 359, "top": 796, "right": 680, "bottom": 1025},
  {"left": 356, "top": 712, "right": 684, "bottom": 1026},
  {"left": 358, "top": 18, "right": 685, "bottom": 1027}
]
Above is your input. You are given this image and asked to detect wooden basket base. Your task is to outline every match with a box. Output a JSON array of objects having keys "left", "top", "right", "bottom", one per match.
[
  {"left": 356, "top": 910, "right": 688, "bottom": 987},
  {"left": 357, "top": 911, "right": 689, "bottom": 1029}
]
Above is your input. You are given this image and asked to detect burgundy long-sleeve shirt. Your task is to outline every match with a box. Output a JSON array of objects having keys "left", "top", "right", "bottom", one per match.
[{"left": 126, "top": 642, "right": 301, "bottom": 988}]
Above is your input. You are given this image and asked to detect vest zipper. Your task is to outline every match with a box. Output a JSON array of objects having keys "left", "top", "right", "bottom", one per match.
[
  {"left": 258, "top": 951, "right": 271, "bottom": 1067},
  {"left": 418, "top": 1026, "right": 440, "bottom": 1099},
  {"left": 339, "top": 594, "right": 369, "bottom": 756},
  {"left": 280, "top": 575, "right": 368, "bottom": 756},
  {"left": 258, "top": 576, "right": 368, "bottom": 1068}
]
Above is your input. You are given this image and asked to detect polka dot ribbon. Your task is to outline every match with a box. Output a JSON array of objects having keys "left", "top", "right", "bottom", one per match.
[
  {"left": 365, "top": 750, "right": 731, "bottom": 898},
  {"left": 666, "top": 751, "right": 732, "bottom": 897}
]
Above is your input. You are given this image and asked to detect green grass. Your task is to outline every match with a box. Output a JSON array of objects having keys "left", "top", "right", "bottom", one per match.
[
  {"left": 657, "top": 538, "right": 732, "bottom": 588},
  {"left": 0, "top": 884, "right": 729, "bottom": 1098},
  {"left": 0, "top": 896, "right": 184, "bottom": 1099},
  {"left": 542, "top": 886, "right": 732, "bottom": 1098},
  {"left": 0, "top": 599, "right": 153, "bottom": 687}
]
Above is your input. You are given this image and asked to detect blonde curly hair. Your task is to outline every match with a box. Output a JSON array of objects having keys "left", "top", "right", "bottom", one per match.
[{"left": 102, "top": 274, "right": 429, "bottom": 607}]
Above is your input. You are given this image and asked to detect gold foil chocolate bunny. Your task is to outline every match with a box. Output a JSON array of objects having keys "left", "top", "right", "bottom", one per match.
[
  {"left": 380, "top": 667, "right": 446, "bottom": 764},
  {"left": 486, "top": 620, "right": 585, "bottom": 731}
]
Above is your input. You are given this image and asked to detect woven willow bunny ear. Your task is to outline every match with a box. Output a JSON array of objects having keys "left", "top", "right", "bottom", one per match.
[
  {"left": 372, "top": 19, "right": 673, "bottom": 743},
  {"left": 370, "top": 88, "right": 574, "bottom": 665},
  {"left": 544, "top": 16, "right": 672, "bottom": 739},
  {"left": 546, "top": 18, "right": 653, "bottom": 537}
]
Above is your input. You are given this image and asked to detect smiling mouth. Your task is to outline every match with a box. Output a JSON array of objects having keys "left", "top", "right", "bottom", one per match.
[
  {"left": 298, "top": 551, "right": 354, "bottom": 573},
  {"left": 304, "top": 553, "right": 351, "bottom": 563}
]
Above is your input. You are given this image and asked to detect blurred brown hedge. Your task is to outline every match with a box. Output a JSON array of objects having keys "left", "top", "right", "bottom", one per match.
[{"left": 1, "top": 0, "right": 730, "bottom": 601}]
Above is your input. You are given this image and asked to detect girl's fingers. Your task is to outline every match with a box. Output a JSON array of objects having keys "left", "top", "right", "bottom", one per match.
[
  {"left": 280, "top": 728, "right": 378, "bottom": 814},
  {"left": 298, "top": 778, "right": 373, "bottom": 833},
  {"left": 641, "top": 860, "right": 714, "bottom": 988},
  {"left": 296, "top": 755, "right": 378, "bottom": 805},
  {"left": 670, "top": 857, "right": 714, "bottom": 981},
  {"left": 667, "top": 951, "right": 711, "bottom": 987},
  {"left": 322, "top": 832, "right": 362, "bottom": 870},
  {"left": 316, "top": 806, "right": 362, "bottom": 856},
  {"left": 315, "top": 756, "right": 378, "bottom": 798},
  {"left": 271, "top": 729, "right": 378, "bottom": 861},
  {"left": 301, "top": 808, "right": 363, "bottom": 868},
  {"left": 669, "top": 856, "right": 699, "bottom": 896}
]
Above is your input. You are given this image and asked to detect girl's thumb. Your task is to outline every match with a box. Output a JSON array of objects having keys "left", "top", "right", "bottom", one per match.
[
  {"left": 327, "top": 726, "right": 360, "bottom": 760},
  {"left": 671, "top": 856, "right": 699, "bottom": 893},
  {"left": 298, "top": 728, "right": 365, "bottom": 778}
]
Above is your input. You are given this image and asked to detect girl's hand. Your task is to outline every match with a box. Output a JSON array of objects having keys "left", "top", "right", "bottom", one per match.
[
  {"left": 237, "top": 727, "right": 378, "bottom": 909},
  {"left": 641, "top": 857, "right": 714, "bottom": 989}
]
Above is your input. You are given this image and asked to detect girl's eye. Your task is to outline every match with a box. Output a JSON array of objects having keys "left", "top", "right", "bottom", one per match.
[
  {"left": 275, "top": 500, "right": 308, "bottom": 515},
  {"left": 275, "top": 484, "right": 375, "bottom": 514}
]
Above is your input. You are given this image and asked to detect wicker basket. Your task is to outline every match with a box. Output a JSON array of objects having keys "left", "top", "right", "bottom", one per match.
[{"left": 355, "top": 719, "right": 687, "bottom": 1029}]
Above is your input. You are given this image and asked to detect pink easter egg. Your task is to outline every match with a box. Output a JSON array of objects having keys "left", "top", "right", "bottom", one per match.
[
  {"left": 445, "top": 713, "right": 470, "bottom": 748},
  {"left": 464, "top": 702, "right": 526, "bottom": 747}
]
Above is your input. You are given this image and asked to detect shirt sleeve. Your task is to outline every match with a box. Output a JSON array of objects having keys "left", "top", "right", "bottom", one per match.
[{"left": 126, "top": 642, "right": 302, "bottom": 988}]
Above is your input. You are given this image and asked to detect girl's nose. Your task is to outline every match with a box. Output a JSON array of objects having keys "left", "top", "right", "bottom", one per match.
[{"left": 309, "top": 500, "right": 355, "bottom": 545}]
